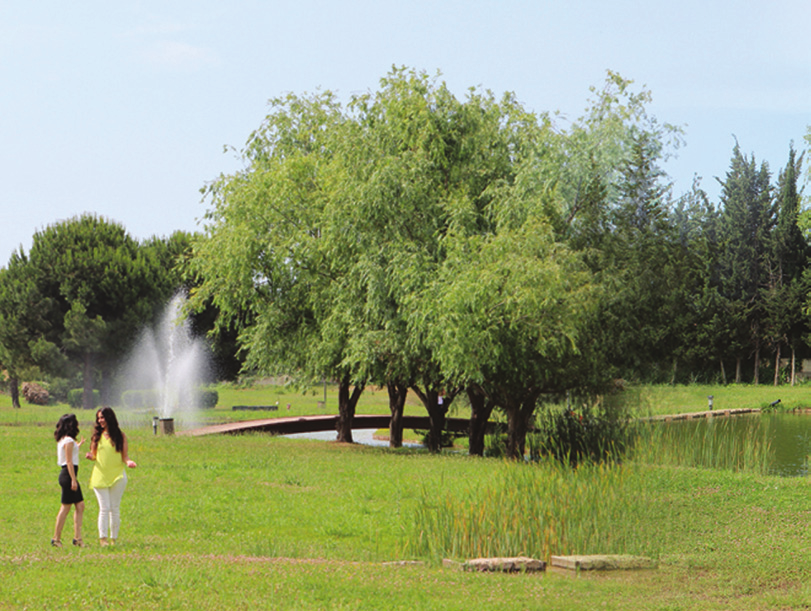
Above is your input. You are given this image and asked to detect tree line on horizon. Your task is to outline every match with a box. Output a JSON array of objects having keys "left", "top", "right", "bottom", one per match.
[{"left": 1, "top": 68, "right": 810, "bottom": 459}]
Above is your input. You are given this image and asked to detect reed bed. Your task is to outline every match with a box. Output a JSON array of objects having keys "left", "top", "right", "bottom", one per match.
[
  {"left": 407, "top": 459, "right": 672, "bottom": 563},
  {"left": 408, "top": 415, "right": 778, "bottom": 564},
  {"left": 631, "top": 415, "right": 774, "bottom": 474}
]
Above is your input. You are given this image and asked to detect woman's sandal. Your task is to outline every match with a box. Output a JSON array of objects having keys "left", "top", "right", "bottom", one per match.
[
  {"left": 72, "top": 538, "right": 84, "bottom": 547},
  {"left": 50, "top": 539, "right": 62, "bottom": 548}
]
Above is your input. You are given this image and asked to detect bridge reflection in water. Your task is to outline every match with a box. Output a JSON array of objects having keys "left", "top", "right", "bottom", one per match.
[{"left": 179, "top": 414, "right": 479, "bottom": 438}]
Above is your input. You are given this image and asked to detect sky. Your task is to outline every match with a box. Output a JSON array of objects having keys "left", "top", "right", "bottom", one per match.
[{"left": 2, "top": 0, "right": 809, "bottom": 266}]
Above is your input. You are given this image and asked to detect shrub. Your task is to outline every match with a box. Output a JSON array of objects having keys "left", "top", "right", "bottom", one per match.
[
  {"left": 483, "top": 432, "right": 507, "bottom": 458},
  {"left": 121, "top": 389, "right": 160, "bottom": 409},
  {"left": 197, "top": 389, "right": 218, "bottom": 409},
  {"left": 416, "top": 429, "right": 456, "bottom": 449},
  {"left": 67, "top": 388, "right": 100, "bottom": 409},
  {"left": 530, "top": 405, "right": 633, "bottom": 466},
  {"left": 22, "top": 382, "right": 50, "bottom": 405},
  {"left": 46, "top": 378, "right": 72, "bottom": 403}
]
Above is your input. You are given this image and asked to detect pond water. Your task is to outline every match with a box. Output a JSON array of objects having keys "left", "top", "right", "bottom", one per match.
[
  {"left": 764, "top": 413, "right": 811, "bottom": 477},
  {"left": 669, "top": 413, "right": 810, "bottom": 477},
  {"left": 285, "top": 414, "right": 809, "bottom": 476},
  {"left": 285, "top": 428, "right": 424, "bottom": 448}
]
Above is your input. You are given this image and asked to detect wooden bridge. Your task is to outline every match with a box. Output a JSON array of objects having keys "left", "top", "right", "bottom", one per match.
[{"left": 179, "top": 414, "right": 487, "bottom": 437}]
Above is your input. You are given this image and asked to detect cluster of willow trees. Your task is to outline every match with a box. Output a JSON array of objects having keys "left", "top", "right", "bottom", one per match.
[
  {"left": 188, "top": 67, "right": 809, "bottom": 458},
  {"left": 2, "top": 68, "right": 807, "bottom": 459}
]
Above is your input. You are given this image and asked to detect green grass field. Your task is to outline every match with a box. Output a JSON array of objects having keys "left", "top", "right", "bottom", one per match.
[{"left": 0, "top": 382, "right": 809, "bottom": 609}]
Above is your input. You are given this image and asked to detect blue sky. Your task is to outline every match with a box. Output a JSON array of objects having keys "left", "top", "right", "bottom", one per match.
[{"left": 1, "top": 0, "right": 809, "bottom": 266}]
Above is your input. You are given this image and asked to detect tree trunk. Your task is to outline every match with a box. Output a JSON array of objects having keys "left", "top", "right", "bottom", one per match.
[
  {"left": 386, "top": 381, "right": 408, "bottom": 449},
  {"left": 505, "top": 390, "right": 541, "bottom": 460},
  {"left": 336, "top": 374, "right": 363, "bottom": 443},
  {"left": 719, "top": 358, "right": 727, "bottom": 385},
  {"left": 753, "top": 344, "right": 760, "bottom": 385},
  {"left": 790, "top": 346, "right": 796, "bottom": 386},
  {"left": 9, "top": 376, "right": 20, "bottom": 408},
  {"left": 467, "top": 386, "right": 495, "bottom": 457},
  {"left": 82, "top": 351, "right": 94, "bottom": 410},
  {"left": 411, "top": 385, "right": 459, "bottom": 453},
  {"left": 735, "top": 357, "right": 742, "bottom": 384},
  {"left": 670, "top": 357, "right": 677, "bottom": 385},
  {"left": 413, "top": 387, "right": 445, "bottom": 453},
  {"left": 100, "top": 363, "right": 113, "bottom": 406},
  {"left": 773, "top": 344, "right": 781, "bottom": 386}
]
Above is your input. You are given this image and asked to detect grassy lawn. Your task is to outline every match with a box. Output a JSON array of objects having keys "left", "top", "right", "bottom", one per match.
[
  {"left": 622, "top": 382, "right": 811, "bottom": 416},
  {"left": 0, "top": 383, "right": 809, "bottom": 609},
  {"left": 3, "top": 379, "right": 808, "bottom": 425}
]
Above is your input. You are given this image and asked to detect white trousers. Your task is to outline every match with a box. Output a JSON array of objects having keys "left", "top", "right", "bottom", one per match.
[{"left": 93, "top": 473, "right": 127, "bottom": 539}]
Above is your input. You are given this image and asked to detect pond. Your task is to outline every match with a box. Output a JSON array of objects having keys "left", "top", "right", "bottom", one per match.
[{"left": 666, "top": 412, "right": 810, "bottom": 477}]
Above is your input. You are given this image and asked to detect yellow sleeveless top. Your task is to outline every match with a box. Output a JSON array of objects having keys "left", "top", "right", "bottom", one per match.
[{"left": 89, "top": 435, "right": 125, "bottom": 489}]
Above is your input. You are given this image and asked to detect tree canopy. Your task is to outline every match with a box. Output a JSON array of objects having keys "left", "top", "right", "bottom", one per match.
[
  {"left": 3, "top": 68, "right": 810, "bottom": 462},
  {"left": 0, "top": 215, "right": 198, "bottom": 407}
]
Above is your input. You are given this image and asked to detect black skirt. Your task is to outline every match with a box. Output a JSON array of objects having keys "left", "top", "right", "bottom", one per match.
[{"left": 58, "top": 465, "right": 84, "bottom": 505}]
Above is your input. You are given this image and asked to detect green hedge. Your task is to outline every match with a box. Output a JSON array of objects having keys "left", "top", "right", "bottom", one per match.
[
  {"left": 121, "top": 389, "right": 161, "bottom": 409},
  {"left": 67, "top": 389, "right": 100, "bottom": 410}
]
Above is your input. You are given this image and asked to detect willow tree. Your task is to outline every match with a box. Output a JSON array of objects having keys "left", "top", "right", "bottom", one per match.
[
  {"left": 191, "top": 91, "right": 370, "bottom": 442},
  {"left": 429, "top": 217, "right": 596, "bottom": 459},
  {"left": 335, "top": 68, "right": 546, "bottom": 451}
]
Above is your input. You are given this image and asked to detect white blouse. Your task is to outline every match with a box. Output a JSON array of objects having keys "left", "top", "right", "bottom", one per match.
[{"left": 57, "top": 437, "right": 80, "bottom": 466}]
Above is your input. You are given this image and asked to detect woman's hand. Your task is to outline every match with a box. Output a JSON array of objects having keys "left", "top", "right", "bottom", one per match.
[
  {"left": 126, "top": 460, "right": 137, "bottom": 468},
  {"left": 70, "top": 479, "right": 78, "bottom": 491},
  {"left": 85, "top": 451, "right": 95, "bottom": 460}
]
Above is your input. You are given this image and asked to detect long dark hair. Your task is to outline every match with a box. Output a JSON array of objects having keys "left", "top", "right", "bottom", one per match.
[
  {"left": 54, "top": 413, "right": 79, "bottom": 442},
  {"left": 91, "top": 406, "right": 124, "bottom": 453}
]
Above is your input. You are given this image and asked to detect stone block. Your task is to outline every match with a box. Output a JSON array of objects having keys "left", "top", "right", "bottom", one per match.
[
  {"left": 462, "top": 556, "right": 546, "bottom": 573},
  {"left": 550, "top": 554, "right": 656, "bottom": 571}
]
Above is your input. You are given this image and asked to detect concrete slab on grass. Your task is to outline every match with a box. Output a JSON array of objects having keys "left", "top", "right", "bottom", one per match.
[
  {"left": 550, "top": 555, "right": 657, "bottom": 571},
  {"left": 444, "top": 556, "right": 546, "bottom": 573}
]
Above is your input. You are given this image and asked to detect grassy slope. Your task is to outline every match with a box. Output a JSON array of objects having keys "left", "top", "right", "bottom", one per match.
[{"left": 0, "top": 383, "right": 809, "bottom": 609}]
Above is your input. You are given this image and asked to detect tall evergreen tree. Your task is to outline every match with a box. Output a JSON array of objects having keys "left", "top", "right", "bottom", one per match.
[
  {"left": 715, "top": 143, "right": 774, "bottom": 383},
  {"left": 764, "top": 146, "right": 807, "bottom": 384}
]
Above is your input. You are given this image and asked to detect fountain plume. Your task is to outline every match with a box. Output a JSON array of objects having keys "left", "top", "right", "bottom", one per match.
[{"left": 115, "top": 291, "right": 212, "bottom": 428}]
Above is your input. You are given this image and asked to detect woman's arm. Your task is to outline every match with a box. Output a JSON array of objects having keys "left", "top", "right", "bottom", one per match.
[
  {"left": 85, "top": 439, "right": 97, "bottom": 461},
  {"left": 65, "top": 440, "right": 78, "bottom": 490},
  {"left": 121, "top": 434, "right": 137, "bottom": 468}
]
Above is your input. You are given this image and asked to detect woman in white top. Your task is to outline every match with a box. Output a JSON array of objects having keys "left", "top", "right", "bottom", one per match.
[{"left": 52, "top": 414, "right": 85, "bottom": 547}]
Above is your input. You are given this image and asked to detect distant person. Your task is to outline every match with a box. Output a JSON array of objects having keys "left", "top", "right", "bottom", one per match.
[
  {"left": 85, "top": 407, "right": 137, "bottom": 547},
  {"left": 52, "top": 413, "right": 85, "bottom": 547}
]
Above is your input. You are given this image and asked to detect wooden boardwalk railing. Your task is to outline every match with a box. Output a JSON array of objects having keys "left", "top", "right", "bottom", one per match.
[{"left": 179, "top": 414, "right": 484, "bottom": 437}]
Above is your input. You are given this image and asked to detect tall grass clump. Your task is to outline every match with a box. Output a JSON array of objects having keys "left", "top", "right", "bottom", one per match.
[
  {"left": 406, "top": 459, "right": 671, "bottom": 563},
  {"left": 528, "top": 403, "right": 634, "bottom": 465},
  {"left": 632, "top": 415, "right": 774, "bottom": 475}
]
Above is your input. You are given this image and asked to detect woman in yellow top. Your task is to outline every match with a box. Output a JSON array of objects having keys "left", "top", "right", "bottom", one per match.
[{"left": 85, "top": 407, "right": 137, "bottom": 547}]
